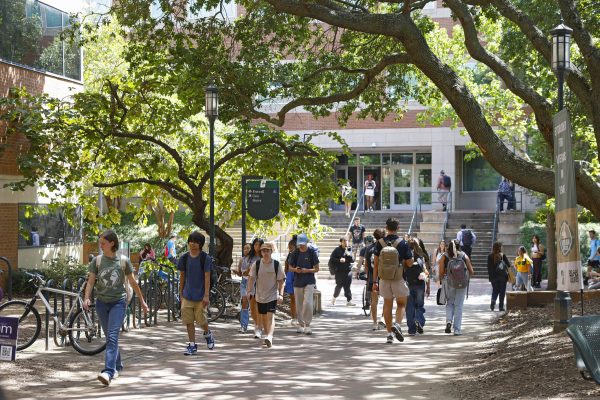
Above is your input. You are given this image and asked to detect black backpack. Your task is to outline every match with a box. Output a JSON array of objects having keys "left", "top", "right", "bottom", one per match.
[
  {"left": 462, "top": 230, "right": 473, "bottom": 246},
  {"left": 495, "top": 256, "right": 508, "bottom": 278},
  {"left": 404, "top": 260, "right": 424, "bottom": 286},
  {"left": 443, "top": 175, "right": 451, "bottom": 187}
]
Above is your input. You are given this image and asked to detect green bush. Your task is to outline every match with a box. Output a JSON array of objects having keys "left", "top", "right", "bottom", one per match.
[{"left": 41, "top": 256, "right": 88, "bottom": 284}]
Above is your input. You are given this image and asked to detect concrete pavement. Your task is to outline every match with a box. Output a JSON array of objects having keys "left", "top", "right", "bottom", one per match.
[{"left": 3, "top": 278, "right": 496, "bottom": 400}]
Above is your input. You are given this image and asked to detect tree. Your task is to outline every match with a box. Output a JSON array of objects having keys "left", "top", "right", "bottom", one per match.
[{"left": 103, "top": 0, "right": 599, "bottom": 218}]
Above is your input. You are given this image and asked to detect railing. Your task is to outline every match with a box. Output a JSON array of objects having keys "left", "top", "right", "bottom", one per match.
[
  {"left": 491, "top": 196, "right": 501, "bottom": 252},
  {"left": 345, "top": 192, "right": 365, "bottom": 239},
  {"left": 441, "top": 192, "right": 453, "bottom": 242},
  {"left": 408, "top": 196, "right": 422, "bottom": 235}
]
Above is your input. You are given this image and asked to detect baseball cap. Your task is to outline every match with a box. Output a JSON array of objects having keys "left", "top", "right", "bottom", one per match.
[
  {"left": 365, "top": 235, "right": 374, "bottom": 244},
  {"left": 297, "top": 233, "right": 309, "bottom": 246},
  {"left": 260, "top": 242, "right": 274, "bottom": 252}
]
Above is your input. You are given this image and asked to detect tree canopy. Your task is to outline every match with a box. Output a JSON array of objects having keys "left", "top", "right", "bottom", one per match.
[{"left": 103, "top": 0, "right": 599, "bottom": 217}]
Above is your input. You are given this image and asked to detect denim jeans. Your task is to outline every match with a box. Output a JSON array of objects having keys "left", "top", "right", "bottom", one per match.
[
  {"left": 240, "top": 278, "right": 249, "bottom": 329},
  {"left": 96, "top": 298, "right": 126, "bottom": 378},
  {"left": 516, "top": 271, "right": 529, "bottom": 291},
  {"left": 445, "top": 286, "right": 467, "bottom": 332},
  {"left": 490, "top": 279, "right": 507, "bottom": 309},
  {"left": 406, "top": 284, "right": 426, "bottom": 334}
]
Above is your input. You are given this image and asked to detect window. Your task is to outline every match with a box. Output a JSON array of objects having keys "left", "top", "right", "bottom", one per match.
[
  {"left": 416, "top": 153, "right": 432, "bottom": 164},
  {"left": 391, "top": 153, "right": 413, "bottom": 165},
  {"left": 462, "top": 153, "right": 502, "bottom": 192},
  {"left": 18, "top": 204, "right": 83, "bottom": 248},
  {"left": 359, "top": 154, "right": 380, "bottom": 166},
  {"left": 0, "top": 0, "right": 82, "bottom": 80}
]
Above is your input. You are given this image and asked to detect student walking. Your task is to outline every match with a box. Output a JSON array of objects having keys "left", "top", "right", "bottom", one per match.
[
  {"left": 373, "top": 218, "right": 413, "bottom": 344},
  {"left": 530, "top": 235, "right": 545, "bottom": 289},
  {"left": 364, "top": 175, "right": 376, "bottom": 212},
  {"left": 432, "top": 241, "right": 447, "bottom": 288},
  {"left": 235, "top": 243, "right": 252, "bottom": 332},
  {"left": 438, "top": 239, "right": 475, "bottom": 336},
  {"left": 487, "top": 242, "right": 510, "bottom": 312},
  {"left": 358, "top": 230, "right": 384, "bottom": 329},
  {"left": 289, "top": 233, "right": 320, "bottom": 335},
  {"left": 284, "top": 238, "right": 298, "bottom": 325},
  {"left": 247, "top": 243, "right": 285, "bottom": 348},
  {"left": 249, "top": 238, "right": 265, "bottom": 338},
  {"left": 341, "top": 180, "right": 355, "bottom": 218},
  {"left": 329, "top": 237, "right": 355, "bottom": 306},
  {"left": 166, "top": 234, "right": 178, "bottom": 265},
  {"left": 84, "top": 230, "right": 149, "bottom": 386},
  {"left": 514, "top": 246, "right": 533, "bottom": 291},
  {"left": 177, "top": 231, "right": 216, "bottom": 355},
  {"left": 405, "top": 239, "right": 429, "bottom": 336},
  {"left": 349, "top": 217, "right": 366, "bottom": 261},
  {"left": 436, "top": 170, "right": 451, "bottom": 211},
  {"left": 456, "top": 224, "right": 476, "bottom": 258}
]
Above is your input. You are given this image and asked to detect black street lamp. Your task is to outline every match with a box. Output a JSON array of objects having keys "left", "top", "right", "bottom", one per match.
[
  {"left": 205, "top": 83, "right": 219, "bottom": 258},
  {"left": 550, "top": 20, "right": 573, "bottom": 110}
]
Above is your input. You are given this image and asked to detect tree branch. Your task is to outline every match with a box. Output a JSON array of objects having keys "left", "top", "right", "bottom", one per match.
[
  {"left": 445, "top": 0, "right": 555, "bottom": 147},
  {"left": 243, "top": 52, "right": 412, "bottom": 126},
  {"left": 94, "top": 178, "right": 195, "bottom": 208}
]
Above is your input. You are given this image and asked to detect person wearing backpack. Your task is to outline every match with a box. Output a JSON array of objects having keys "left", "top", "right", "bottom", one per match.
[
  {"left": 166, "top": 234, "right": 178, "bottom": 265},
  {"left": 329, "top": 237, "right": 355, "bottom": 306},
  {"left": 83, "top": 230, "right": 149, "bottom": 386},
  {"left": 438, "top": 239, "right": 475, "bottom": 336},
  {"left": 177, "top": 231, "right": 216, "bottom": 356},
  {"left": 487, "top": 242, "right": 510, "bottom": 312},
  {"left": 405, "top": 239, "right": 429, "bottom": 336},
  {"left": 436, "top": 170, "right": 451, "bottom": 211},
  {"left": 373, "top": 218, "right": 413, "bottom": 344},
  {"left": 247, "top": 242, "right": 286, "bottom": 348},
  {"left": 530, "top": 235, "right": 545, "bottom": 289},
  {"left": 289, "top": 233, "right": 320, "bottom": 335},
  {"left": 457, "top": 224, "right": 476, "bottom": 258}
]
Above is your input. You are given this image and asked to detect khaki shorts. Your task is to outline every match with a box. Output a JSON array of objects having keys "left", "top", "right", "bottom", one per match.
[
  {"left": 379, "top": 279, "right": 409, "bottom": 299},
  {"left": 181, "top": 298, "right": 208, "bottom": 325}
]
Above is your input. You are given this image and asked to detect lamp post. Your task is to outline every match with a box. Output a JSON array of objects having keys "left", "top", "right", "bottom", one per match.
[
  {"left": 205, "top": 83, "right": 219, "bottom": 258},
  {"left": 550, "top": 20, "right": 572, "bottom": 110},
  {"left": 550, "top": 20, "right": 582, "bottom": 330}
]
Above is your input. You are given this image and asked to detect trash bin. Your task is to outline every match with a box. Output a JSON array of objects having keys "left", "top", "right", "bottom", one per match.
[{"left": 554, "top": 290, "right": 572, "bottom": 332}]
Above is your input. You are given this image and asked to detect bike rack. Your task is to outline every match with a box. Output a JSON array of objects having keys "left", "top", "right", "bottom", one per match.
[{"left": 0, "top": 256, "right": 13, "bottom": 301}]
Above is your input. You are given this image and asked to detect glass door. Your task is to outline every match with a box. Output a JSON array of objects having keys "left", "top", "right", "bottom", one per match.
[
  {"left": 391, "top": 166, "right": 412, "bottom": 210},
  {"left": 416, "top": 166, "right": 432, "bottom": 210}
]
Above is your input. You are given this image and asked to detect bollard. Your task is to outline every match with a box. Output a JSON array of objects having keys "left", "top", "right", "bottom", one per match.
[
  {"left": 554, "top": 290, "right": 572, "bottom": 332},
  {"left": 313, "top": 290, "right": 322, "bottom": 315}
]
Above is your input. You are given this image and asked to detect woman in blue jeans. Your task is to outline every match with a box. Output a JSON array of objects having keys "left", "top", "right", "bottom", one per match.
[
  {"left": 438, "top": 239, "right": 474, "bottom": 336},
  {"left": 235, "top": 243, "right": 252, "bottom": 332},
  {"left": 84, "top": 230, "right": 148, "bottom": 386}
]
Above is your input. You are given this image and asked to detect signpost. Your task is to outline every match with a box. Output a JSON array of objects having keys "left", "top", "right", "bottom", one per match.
[
  {"left": 0, "top": 316, "right": 18, "bottom": 362},
  {"left": 246, "top": 180, "right": 280, "bottom": 221},
  {"left": 553, "top": 109, "right": 581, "bottom": 292}
]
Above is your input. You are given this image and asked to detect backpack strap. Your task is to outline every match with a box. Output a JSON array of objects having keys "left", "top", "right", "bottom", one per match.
[
  {"left": 378, "top": 238, "right": 387, "bottom": 247},
  {"left": 392, "top": 238, "right": 402, "bottom": 247},
  {"left": 95, "top": 254, "right": 102, "bottom": 269}
]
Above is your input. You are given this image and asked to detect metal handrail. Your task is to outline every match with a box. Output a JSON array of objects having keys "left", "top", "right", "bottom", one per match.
[
  {"left": 345, "top": 192, "right": 365, "bottom": 239},
  {"left": 441, "top": 192, "right": 452, "bottom": 242},
  {"left": 408, "top": 194, "right": 421, "bottom": 235},
  {"left": 491, "top": 196, "right": 500, "bottom": 252}
]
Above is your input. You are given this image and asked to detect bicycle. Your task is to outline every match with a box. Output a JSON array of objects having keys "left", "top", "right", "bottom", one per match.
[
  {"left": 0, "top": 272, "right": 105, "bottom": 355},
  {"left": 138, "top": 261, "right": 181, "bottom": 320},
  {"left": 214, "top": 265, "right": 241, "bottom": 320}
]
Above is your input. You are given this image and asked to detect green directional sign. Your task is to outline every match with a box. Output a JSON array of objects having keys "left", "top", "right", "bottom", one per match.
[{"left": 246, "top": 180, "right": 280, "bottom": 220}]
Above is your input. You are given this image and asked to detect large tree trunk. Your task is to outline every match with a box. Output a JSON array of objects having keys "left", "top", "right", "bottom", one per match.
[
  {"left": 546, "top": 210, "right": 557, "bottom": 290},
  {"left": 192, "top": 214, "right": 234, "bottom": 268},
  {"left": 152, "top": 202, "right": 175, "bottom": 238}
]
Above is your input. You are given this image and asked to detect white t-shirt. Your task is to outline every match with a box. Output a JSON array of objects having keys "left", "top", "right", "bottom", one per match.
[
  {"left": 249, "top": 259, "right": 285, "bottom": 303},
  {"left": 364, "top": 180, "right": 376, "bottom": 196}
]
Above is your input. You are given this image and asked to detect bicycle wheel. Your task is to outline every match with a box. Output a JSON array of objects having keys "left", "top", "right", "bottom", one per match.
[
  {"left": 207, "top": 287, "right": 226, "bottom": 322},
  {"left": 362, "top": 285, "right": 371, "bottom": 317},
  {"left": 0, "top": 300, "right": 41, "bottom": 351},
  {"left": 69, "top": 306, "right": 106, "bottom": 356},
  {"left": 165, "top": 291, "right": 181, "bottom": 320}
]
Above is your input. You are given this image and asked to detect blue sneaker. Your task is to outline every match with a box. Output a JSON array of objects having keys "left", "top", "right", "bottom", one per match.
[
  {"left": 204, "top": 331, "right": 215, "bottom": 350},
  {"left": 184, "top": 343, "right": 197, "bottom": 356}
]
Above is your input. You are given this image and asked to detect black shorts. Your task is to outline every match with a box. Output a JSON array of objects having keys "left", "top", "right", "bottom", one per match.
[
  {"left": 588, "top": 260, "right": 600, "bottom": 268},
  {"left": 257, "top": 300, "right": 278, "bottom": 315}
]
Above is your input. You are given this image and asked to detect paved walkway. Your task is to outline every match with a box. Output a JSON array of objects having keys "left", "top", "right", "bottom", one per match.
[{"left": 3, "top": 278, "right": 496, "bottom": 400}]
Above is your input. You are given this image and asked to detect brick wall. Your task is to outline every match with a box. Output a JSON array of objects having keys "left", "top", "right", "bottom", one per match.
[{"left": 0, "top": 203, "right": 18, "bottom": 290}]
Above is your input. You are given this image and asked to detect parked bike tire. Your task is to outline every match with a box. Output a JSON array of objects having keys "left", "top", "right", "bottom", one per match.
[
  {"left": 362, "top": 285, "right": 371, "bottom": 317},
  {"left": 0, "top": 300, "right": 41, "bottom": 351},
  {"left": 207, "top": 287, "right": 226, "bottom": 322},
  {"left": 69, "top": 306, "right": 106, "bottom": 356}
]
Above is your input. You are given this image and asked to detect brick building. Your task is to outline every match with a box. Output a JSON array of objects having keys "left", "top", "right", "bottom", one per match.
[{"left": 0, "top": 0, "right": 86, "bottom": 289}]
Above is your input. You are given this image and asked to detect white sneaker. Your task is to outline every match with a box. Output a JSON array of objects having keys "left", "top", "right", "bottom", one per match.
[
  {"left": 296, "top": 326, "right": 304, "bottom": 333},
  {"left": 113, "top": 370, "right": 120, "bottom": 379},
  {"left": 346, "top": 301, "right": 356, "bottom": 307},
  {"left": 330, "top": 297, "right": 336, "bottom": 306},
  {"left": 290, "top": 319, "right": 297, "bottom": 326},
  {"left": 238, "top": 326, "right": 247, "bottom": 333},
  {"left": 97, "top": 372, "right": 111, "bottom": 386},
  {"left": 304, "top": 326, "right": 312, "bottom": 335},
  {"left": 254, "top": 328, "right": 262, "bottom": 339},
  {"left": 372, "top": 323, "right": 380, "bottom": 331},
  {"left": 264, "top": 335, "right": 273, "bottom": 348}
]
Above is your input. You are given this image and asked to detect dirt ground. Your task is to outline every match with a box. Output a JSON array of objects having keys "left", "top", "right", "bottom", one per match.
[{"left": 450, "top": 299, "right": 600, "bottom": 400}]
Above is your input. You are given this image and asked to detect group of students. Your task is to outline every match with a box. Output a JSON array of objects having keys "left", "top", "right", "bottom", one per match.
[
  {"left": 342, "top": 217, "right": 475, "bottom": 342},
  {"left": 485, "top": 235, "right": 545, "bottom": 311}
]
